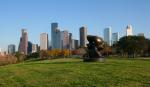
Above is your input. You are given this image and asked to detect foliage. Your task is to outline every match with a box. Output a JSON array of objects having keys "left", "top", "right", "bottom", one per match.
[
  {"left": 47, "top": 49, "right": 71, "bottom": 58},
  {"left": 26, "top": 52, "right": 40, "bottom": 59},
  {"left": 143, "top": 39, "right": 150, "bottom": 57},
  {"left": 101, "top": 42, "right": 112, "bottom": 56},
  {"left": 72, "top": 47, "right": 86, "bottom": 56},
  {"left": 62, "top": 49, "right": 71, "bottom": 58},
  {"left": 40, "top": 50, "right": 48, "bottom": 59},
  {"left": 15, "top": 52, "right": 26, "bottom": 62},
  {"left": 116, "top": 36, "right": 149, "bottom": 58},
  {"left": 47, "top": 49, "right": 61, "bottom": 58},
  {"left": 0, "top": 55, "right": 18, "bottom": 66},
  {"left": 0, "top": 52, "right": 26, "bottom": 66},
  {"left": 72, "top": 50, "right": 80, "bottom": 55}
]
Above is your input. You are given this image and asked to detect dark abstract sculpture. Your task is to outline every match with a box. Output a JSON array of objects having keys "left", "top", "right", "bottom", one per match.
[{"left": 84, "top": 35, "right": 105, "bottom": 62}]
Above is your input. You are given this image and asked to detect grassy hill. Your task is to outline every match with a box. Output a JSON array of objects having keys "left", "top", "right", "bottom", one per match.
[{"left": 0, "top": 58, "right": 150, "bottom": 87}]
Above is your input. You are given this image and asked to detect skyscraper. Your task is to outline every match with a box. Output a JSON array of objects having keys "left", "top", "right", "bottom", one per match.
[
  {"left": 8, "top": 44, "right": 15, "bottom": 54},
  {"left": 28, "top": 41, "right": 33, "bottom": 54},
  {"left": 104, "top": 27, "right": 112, "bottom": 46},
  {"left": 60, "top": 30, "right": 69, "bottom": 50},
  {"left": 32, "top": 44, "right": 38, "bottom": 53},
  {"left": 51, "top": 23, "right": 61, "bottom": 50},
  {"left": 40, "top": 33, "right": 48, "bottom": 50},
  {"left": 80, "top": 26, "right": 87, "bottom": 47},
  {"left": 126, "top": 25, "right": 133, "bottom": 36},
  {"left": 72, "top": 39, "right": 79, "bottom": 50},
  {"left": 112, "top": 32, "right": 119, "bottom": 45},
  {"left": 18, "top": 29, "right": 28, "bottom": 55},
  {"left": 69, "top": 33, "right": 72, "bottom": 50}
]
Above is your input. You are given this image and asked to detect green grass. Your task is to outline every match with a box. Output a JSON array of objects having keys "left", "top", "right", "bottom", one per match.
[{"left": 0, "top": 58, "right": 150, "bottom": 87}]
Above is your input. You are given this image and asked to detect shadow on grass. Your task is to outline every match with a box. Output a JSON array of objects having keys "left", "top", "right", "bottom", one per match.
[
  {"left": 25, "top": 58, "right": 48, "bottom": 62},
  {"left": 24, "top": 60, "right": 83, "bottom": 66},
  {"left": 23, "top": 59, "right": 109, "bottom": 66}
]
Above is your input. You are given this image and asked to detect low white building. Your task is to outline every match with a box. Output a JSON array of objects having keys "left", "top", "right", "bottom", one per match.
[{"left": 0, "top": 49, "right": 7, "bottom": 56}]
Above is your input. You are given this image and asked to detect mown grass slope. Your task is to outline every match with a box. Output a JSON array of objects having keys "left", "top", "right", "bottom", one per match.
[{"left": 0, "top": 58, "right": 150, "bottom": 87}]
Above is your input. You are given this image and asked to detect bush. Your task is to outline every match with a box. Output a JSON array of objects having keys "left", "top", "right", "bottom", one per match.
[
  {"left": 40, "top": 50, "right": 48, "bottom": 59},
  {"left": 26, "top": 52, "right": 39, "bottom": 59},
  {"left": 15, "top": 52, "right": 26, "bottom": 62},
  {"left": 0, "top": 55, "right": 18, "bottom": 66}
]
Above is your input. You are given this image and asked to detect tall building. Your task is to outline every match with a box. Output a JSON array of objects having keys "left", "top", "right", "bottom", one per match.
[
  {"left": 112, "top": 32, "right": 119, "bottom": 45},
  {"left": 28, "top": 41, "right": 33, "bottom": 54},
  {"left": 80, "top": 26, "right": 87, "bottom": 47},
  {"left": 28, "top": 42, "right": 38, "bottom": 53},
  {"left": 126, "top": 25, "right": 133, "bottom": 36},
  {"left": 69, "top": 33, "right": 72, "bottom": 50},
  {"left": 18, "top": 29, "right": 28, "bottom": 55},
  {"left": 60, "top": 30, "right": 69, "bottom": 50},
  {"left": 32, "top": 44, "right": 38, "bottom": 53},
  {"left": 36, "top": 45, "right": 40, "bottom": 52},
  {"left": 40, "top": 33, "right": 48, "bottom": 50},
  {"left": 74, "top": 40, "right": 79, "bottom": 49},
  {"left": 48, "top": 41, "right": 51, "bottom": 50},
  {"left": 51, "top": 23, "right": 61, "bottom": 50},
  {"left": 104, "top": 27, "right": 112, "bottom": 46},
  {"left": 8, "top": 44, "right": 15, "bottom": 54},
  {"left": 72, "top": 39, "right": 79, "bottom": 50}
]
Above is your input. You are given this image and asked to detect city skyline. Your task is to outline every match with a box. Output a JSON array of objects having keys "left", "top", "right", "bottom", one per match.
[{"left": 0, "top": 0, "right": 150, "bottom": 50}]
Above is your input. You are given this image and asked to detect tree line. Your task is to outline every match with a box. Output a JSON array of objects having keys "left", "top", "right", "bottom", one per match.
[
  {"left": 113, "top": 36, "right": 150, "bottom": 58},
  {"left": 17, "top": 35, "right": 150, "bottom": 60}
]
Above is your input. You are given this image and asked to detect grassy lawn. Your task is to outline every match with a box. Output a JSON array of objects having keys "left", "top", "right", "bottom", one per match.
[{"left": 0, "top": 58, "right": 150, "bottom": 87}]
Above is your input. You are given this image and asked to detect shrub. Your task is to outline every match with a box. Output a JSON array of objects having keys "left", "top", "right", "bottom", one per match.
[
  {"left": 15, "top": 52, "right": 26, "bottom": 62},
  {"left": 0, "top": 55, "right": 18, "bottom": 66}
]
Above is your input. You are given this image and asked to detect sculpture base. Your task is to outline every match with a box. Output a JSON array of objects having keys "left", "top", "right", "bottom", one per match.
[{"left": 83, "top": 58, "right": 105, "bottom": 62}]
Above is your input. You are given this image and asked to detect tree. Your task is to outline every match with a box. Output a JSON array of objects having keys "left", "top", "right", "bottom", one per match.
[
  {"left": 40, "top": 50, "right": 48, "bottom": 59},
  {"left": 62, "top": 49, "right": 70, "bottom": 58},
  {"left": 117, "top": 36, "right": 148, "bottom": 58},
  {"left": 148, "top": 39, "right": 150, "bottom": 56},
  {"left": 143, "top": 39, "right": 150, "bottom": 56},
  {"left": 26, "top": 52, "right": 40, "bottom": 59},
  {"left": 47, "top": 49, "right": 63, "bottom": 58},
  {"left": 101, "top": 42, "right": 112, "bottom": 56},
  {"left": 15, "top": 52, "right": 26, "bottom": 62}
]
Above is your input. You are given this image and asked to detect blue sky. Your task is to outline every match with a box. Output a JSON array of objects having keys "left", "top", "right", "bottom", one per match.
[{"left": 0, "top": 0, "right": 150, "bottom": 51}]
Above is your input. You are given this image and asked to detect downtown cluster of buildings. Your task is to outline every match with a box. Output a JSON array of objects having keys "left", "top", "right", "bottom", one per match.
[
  {"left": 0, "top": 23, "right": 145, "bottom": 56},
  {"left": 2, "top": 23, "right": 81, "bottom": 55},
  {"left": 103, "top": 24, "right": 144, "bottom": 46},
  {"left": 18, "top": 29, "right": 38, "bottom": 55},
  {"left": 40, "top": 23, "right": 80, "bottom": 52},
  {"left": 104, "top": 25, "right": 133, "bottom": 46}
]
